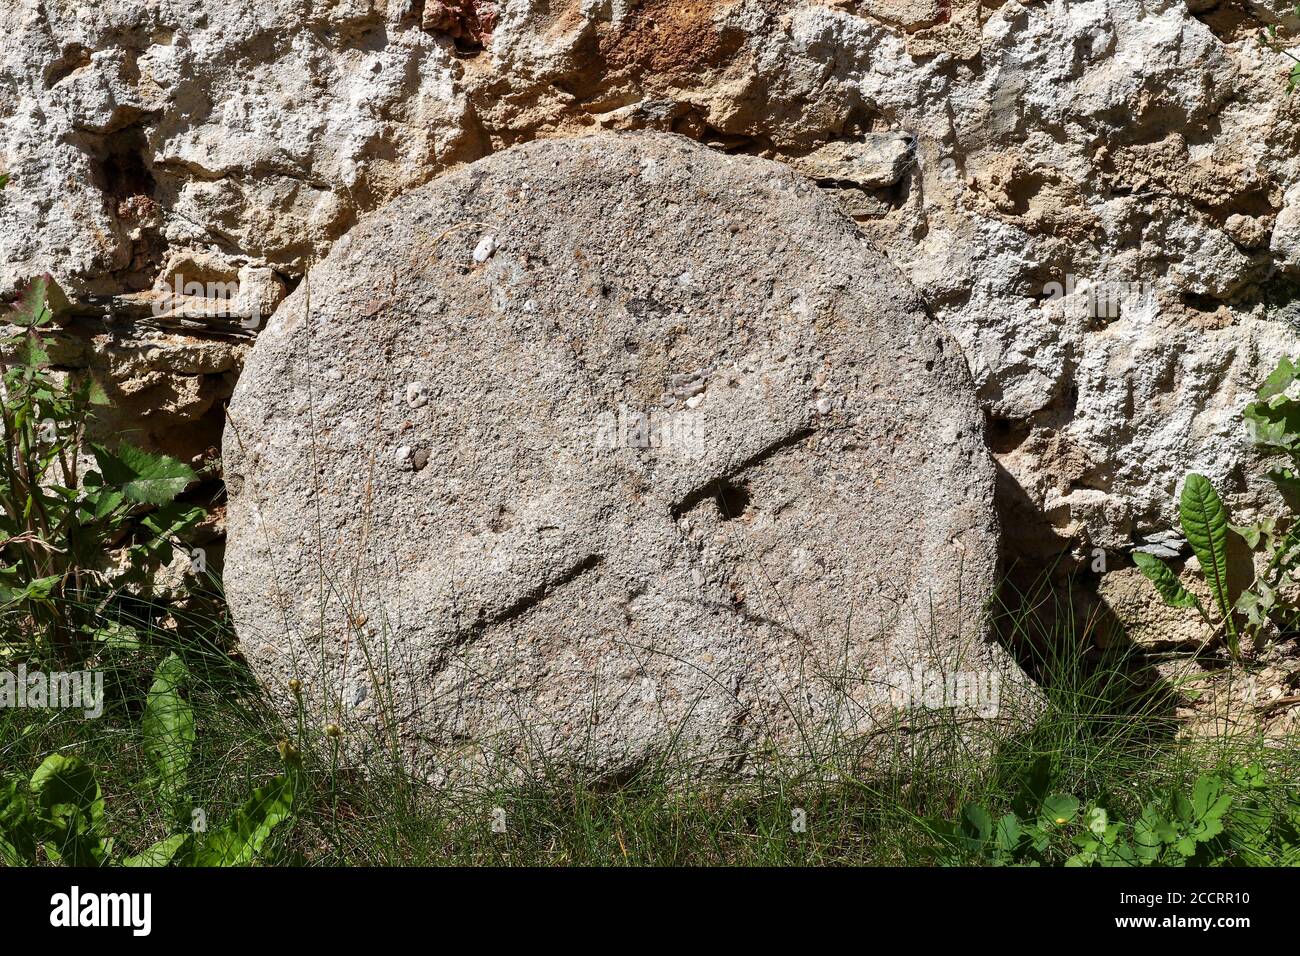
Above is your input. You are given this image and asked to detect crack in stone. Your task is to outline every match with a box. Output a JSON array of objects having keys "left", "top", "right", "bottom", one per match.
[
  {"left": 670, "top": 426, "right": 816, "bottom": 520},
  {"left": 430, "top": 552, "right": 605, "bottom": 678}
]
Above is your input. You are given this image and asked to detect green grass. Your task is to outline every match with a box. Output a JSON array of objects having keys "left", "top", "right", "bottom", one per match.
[{"left": 2, "top": 575, "right": 1297, "bottom": 866}]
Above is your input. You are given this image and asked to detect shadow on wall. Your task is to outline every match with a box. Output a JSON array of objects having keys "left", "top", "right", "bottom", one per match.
[{"left": 992, "top": 458, "right": 1181, "bottom": 736}]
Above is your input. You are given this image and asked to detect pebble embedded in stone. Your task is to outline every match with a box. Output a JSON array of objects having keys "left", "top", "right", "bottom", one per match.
[
  {"left": 406, "top": 382, "right": 429, "bottom": 408},
  {"left": 473, "top": 235, "right": 497, "bottom": 263}
]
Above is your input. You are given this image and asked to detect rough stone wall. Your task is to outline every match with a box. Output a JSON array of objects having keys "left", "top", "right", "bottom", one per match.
[{"left": 3, "top": 0, "right": 1299, "bottom": 569}]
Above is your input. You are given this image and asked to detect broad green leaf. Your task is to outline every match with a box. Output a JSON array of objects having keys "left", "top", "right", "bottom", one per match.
[
  {"left": 1065, "top": 844, "right": 1097, "bottom": 867},
  {"left": 994, "top": 813, "right": 1020, "bottom": 852},
  {"left": 1132, "top": 552, "right": 1200, "bottom": 611},
  {"left": 82, "top": 375, "right": 109, "bottom": 406},
  {"left": 1100, "top": 839, "right": 1138, "bottom": 867},
  {"left": 88, "top": 621, "right": 142, "bottom": 650},
  {"left": 29, "top": 755, "right": 101, "bottom": 818},
  {"left": 1191, "top": 775, "right": 1231, "bottom": 824},
  {"left": 1041, "top": 794, "right": 1079, "bottom": 826},
  {"left": 29, "top": 754, "right": 109, "bottom": 866},
  {"left": 1256, "top": 356, "right": 1297, "bottom": 401},
  {"left": 1013, "top": 755, "right": 1052, "bottom": 818},
  {"left": 8, "top": 274, "right": 69, "bottom": 326},
  {"left": 1027, "top": 823, "right": 1051, "bottom": 853},
  {"left": 1230, "top": 522, "right": 1264, "bottom": 550},
  {"left": 1235, "top": 588, "right": 1274, "bottom": 631},
  {"left": 960, "top": 804, "right": 992, "bottom": 848},
  {"left": 1134, "top": 804, "right": 1175, "bottom": 863},
  {"left": 83, "top": 486, "right": 126, "bottom": 521},
  {"left": 1230, "top": 763, "right": 1267, "bottom": 790},
  {"left": 139, "top": 502, "right": 205, "bottom": 554},
  {"left": 125, "top": 833, "right": 188, "bottom": 868},
  {"left": 1179, "top": 474, "right": 1236, "bottom": 643},
  {"left": 11, "top": 335, "right": 50, "bottom": 368},
  {"left": 1227, "top": 803, "right": 1273, "bottom": 855},
  {"left": 0, "top": 574, "right": 63, "bottom": 608},
  {"left": 142, "top": 653, "right": 195, "bottom": 802},
  {"left": 1269, "top": 466, "right": 1300, "bottom": 500},
  {"left": 192, "top": 774, "right": 294, "bottom": 867},
  {"left": 92, "top": 441, "right": 196, "bottom": 506},
  {"left": 1195, "top": 817, "right": 1226, "bottom": 845},
  {"left": 9, "top": 277, "right": 51, "bottom": 327},
  {"left": 1245, "top": 395, "right": 1300, "bottom": 452},
  {"left": 0, "top": 777, "right": 37, "bottom": 865},
  {"left": 1086, "top": 806, "right": 1109, "bottom": 837}
]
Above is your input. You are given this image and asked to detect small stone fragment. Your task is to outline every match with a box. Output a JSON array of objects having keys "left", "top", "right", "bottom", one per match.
[{"left": 472, "top": 235, "right": 497, "bottom": 263}]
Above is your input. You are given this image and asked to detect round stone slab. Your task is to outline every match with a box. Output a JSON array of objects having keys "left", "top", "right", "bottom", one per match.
[{"left": 223, "top": 131, "right": 1032, "bottom": 781}]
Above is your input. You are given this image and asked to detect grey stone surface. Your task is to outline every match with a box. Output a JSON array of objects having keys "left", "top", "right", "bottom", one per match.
[{"left": 224, "top": 131, "right": 1032, "bottom": 780}]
